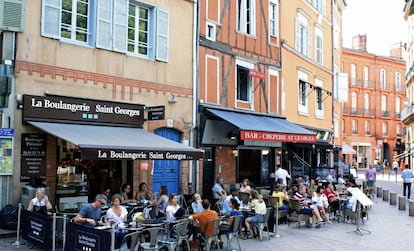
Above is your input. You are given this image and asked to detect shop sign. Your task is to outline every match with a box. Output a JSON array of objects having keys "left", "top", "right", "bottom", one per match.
[
  {"left": 82, "top": 149, "right": 202, "bottom": 161},
  {"left": 240, "top": 130, "right": 316, "bottom": 143},
  {"left": 21, "top": 133, "right": 47, "bottom": 181},
  {"left": 248, "top": 69, "right": 265, "bottom": 80},
  {"left": 0, "top": 129, "right": 13, "bottom": 175},
  {"left": 147, "top": 106, "right": 165, "bottom": 121},
  {"left": 22, "top": 94, "right": 145, "bottom": 127}
]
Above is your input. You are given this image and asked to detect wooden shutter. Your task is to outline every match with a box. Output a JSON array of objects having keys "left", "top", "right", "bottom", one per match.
[
  {"left": 96, "top": 0, "right": 113, "bottom": 49},
  {"left": 41, "top": 0, "right": 61, "bottom": 38},
  {"left": 0, "top": 0, "right": 25, "bottom": 32},
  {"left": 113, "top": 0, "right": 127, "bottom": 52},
  {"left": 156, "top": 8, "right": 169, "bottom": 62}
]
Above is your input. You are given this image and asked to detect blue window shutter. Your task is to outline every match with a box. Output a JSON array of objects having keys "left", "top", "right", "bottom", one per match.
[
  {"left": 113, "top": 0, "right": 127, "bottom": 53},
  {"left": 156, "top": 8, "right": 169, "bottom": 62},
  {"left": 41, "top": 0, "right": 61, "bottom": 39},
  {"left": 96, "top": 0, "right": 113, "bottom": 49}
]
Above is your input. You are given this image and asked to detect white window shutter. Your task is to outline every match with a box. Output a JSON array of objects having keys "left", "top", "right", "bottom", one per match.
[
  {"left": 251, "top": 0, "right": 256, "bottom": 36},
  {"left": 306, "top": 27, "right": 311, "bottom": 57},
  {"left": 41, "top": 0, "right": 61, "bottom": 39},
  {"left": 97, "top": 0, "right": 112, "bottom": 49},
  {"left": 337, "top": 73, "right": 349, "bottom": 102},
  {"left": 295, "top": 18, "right": 300, "bottom": 51},
  {"left": 113, "top": 0, "right": 127, "bottom": 53},
  {"left": 156, "top": 8, "right": 169, "bottom": 62}
]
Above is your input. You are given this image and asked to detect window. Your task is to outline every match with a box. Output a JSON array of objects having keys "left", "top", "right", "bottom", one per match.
[
  {"left": 237, "top": 0, "right": 256, "bottom": 35},
  {"left": 365, "top": 121, "right": 370, "bottom": 135},
  {"left": 397, "top": 124, "right": 402, "bottom": 136},
  {"left": 363, "top": 66, "right": 369, "bottom": 87},
  {"left": 351, "top": 91, "right": 357, "bottom": 113},
  {"left": 206, "top": 22, "right": 216, "bottom": 41},
  {"left": 363, "top": 93, "right": 370, "bottom": 115},
  {"left": 396, "top": 97, "right": 401, "bottom": 113},
  {"left": 395, "top": 72, "right": 401, "bottom": 91},
  {"left": 42, "top": 0, "right": 94, "bottom": 45},
  {"left": 42, "top": 0, "right": 169, "bottom": 61},
  {"left": 314, "top": 79, "right": 324, "bottom": 118},
  {"left": 236, "top": 65, "right": 252, "bottom": 102},
  {"left": 295, "top": 14, "right": 310, "bottom": 57},
  {"left": 315, "top": 87, "right": 322, "bottom": 109},
  {"left": 350, "top": 64, "right": 356, "bottom": 85},
  {"left": 380, "top": 68, "right": 386, "bottom": 89},
  {"left": 342, "top": 119, "right": 345, "bottom": 134},
  {"left": 382, "top": 122, "right": 388, "bottom": 136},
  {"left": 269, "top": 0, "right": 278, "bottom": 37},
  {"left": 315, "top": 29, "right": 323, "bottom": 64},
  {"left": 127, "top": 3, "right": 169, "bottom": 61},
  {"left": 314, "top": 0, "right": 326, "bottom": 15},
  {"left": 352, "top": 120, "right": 358, "bottom": 134},
  {"left": 381, "top": 95, "right": 387, "bottom": 112},
  {"left": 299, "top": 80, "right": 307, "bottom": 106}
]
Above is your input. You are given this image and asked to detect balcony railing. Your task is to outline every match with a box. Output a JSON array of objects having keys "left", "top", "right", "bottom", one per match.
[
  {"left": 395, "top": 112, "right": 401, "bottom": 119},
  {"left": 401, "top": 103, "right": 414, "bottom": 122},
  {"left": 406, "top": 62, "right": 414, "bottom": 81},
  {"left": 343, "top": 107, "right": 361, "bottom": 116},
  {"left": 349, "top": 78, "right": 374, "bottom": 88},
  {"left": 395, "top": 85, "right": 406, "bottom": 93},
  {"left": 381, "top": 110, "right": 391, "bottom": 118},
  {"left": 363, "top": 109, "right": 375, "bottom": 117}
]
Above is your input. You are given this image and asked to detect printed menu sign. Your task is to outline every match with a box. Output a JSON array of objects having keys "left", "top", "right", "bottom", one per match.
[
  {"left": 0, "top": 128, "right": 13, "bottom": 175},
  {"left": 21, "top": 133, "right": 47, "bottom": 181}
]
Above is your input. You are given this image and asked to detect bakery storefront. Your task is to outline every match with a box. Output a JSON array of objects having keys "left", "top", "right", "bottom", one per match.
[{"left": 21, "top": 94, "right": 203, "bottom": 209}]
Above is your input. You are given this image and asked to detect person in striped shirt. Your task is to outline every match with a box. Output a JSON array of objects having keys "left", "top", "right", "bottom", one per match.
[{"left": 293, "top": 186, "right": 324, "bottom": 228}]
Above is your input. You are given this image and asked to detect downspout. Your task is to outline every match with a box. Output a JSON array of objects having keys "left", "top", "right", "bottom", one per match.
[
  {"left": 331, "top": 0, "right": 335, "bottom": 166},
  {"left": 189, "top": 0, "right": 200, "bottom": 194}
]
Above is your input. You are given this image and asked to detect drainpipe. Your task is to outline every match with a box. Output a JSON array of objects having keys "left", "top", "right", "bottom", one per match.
[
  {"left": 331, "top": 0, "right": 335, "bottom": 166},
  {"left": 189, "top": 0, "right": 200, "bottom": 194}
]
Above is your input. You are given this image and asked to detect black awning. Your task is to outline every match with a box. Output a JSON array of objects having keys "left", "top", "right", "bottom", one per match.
[{"left": 28, "top": 121, "right": 203, "bottom": 160}]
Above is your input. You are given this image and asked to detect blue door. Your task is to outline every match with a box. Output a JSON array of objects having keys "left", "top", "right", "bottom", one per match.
[{"left": 152, "top": 128, "right": 180, "bottom": 196}]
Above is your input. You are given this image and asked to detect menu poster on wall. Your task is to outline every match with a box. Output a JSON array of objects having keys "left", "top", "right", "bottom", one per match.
[
  {"left": 21, "top": 133, "right": 47, "bottom": 181},
  {"left": 0, "top": 128, "right": 14, "bottom": 175}
]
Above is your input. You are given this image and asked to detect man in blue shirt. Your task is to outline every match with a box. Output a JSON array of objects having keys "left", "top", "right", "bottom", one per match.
[
  {"left": 74, "top": 193, "right": 107, "bottom": 227},
  {"left": 222, "top": 186, "right": 242, "bottom": 214},
  {"left": 401, "top": 164, "right": 413, "bottom": 199}
]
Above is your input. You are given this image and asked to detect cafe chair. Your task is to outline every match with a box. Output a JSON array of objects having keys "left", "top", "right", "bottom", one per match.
[
  {"left": 76, "top": 202, "right": 86, "bottom": 210},
  {"left": 268, "top": 197, "right": 288, "bottom": 224},
  {"left": 139, "top": 227, "right": 164, "bottom": 251},
  {"left": 221, "top": 215, "right": 243, "bottom": 251},
  {"left": 256, "top": 207, "right": 272, "bottom": 241},
  {"left": 215, "top": 199, "right": 224, "bottom": 215},
  {"left": 159, "top": 220, "right": 190, "bottom": 251},
  {"left": 238, "top": 191, "right": 250, "bottom": 206},
  {"left": 58, "top": 202, "right": 73, "bottom": 213},
  {"left": 117, "top": 231, "right": 141, "bottom": 251},
  {"left": 288, "top": 199, "right": 310, "bottom": 228},
  {"left": 200, "top": 218, "right": 222, "bottom": 251}
]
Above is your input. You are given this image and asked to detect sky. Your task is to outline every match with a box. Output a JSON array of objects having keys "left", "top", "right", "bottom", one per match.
[{"left": 342, "top": 0, "right": 408, "bottom": 56}]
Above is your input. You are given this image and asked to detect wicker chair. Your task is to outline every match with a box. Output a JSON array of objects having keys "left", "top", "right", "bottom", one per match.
[{"left": 288, "top": 199, "right": 311, "bottom": 228}]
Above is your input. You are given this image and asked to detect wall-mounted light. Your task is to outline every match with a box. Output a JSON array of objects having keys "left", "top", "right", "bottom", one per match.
[
  {"left": 168, "top": 95, "right": 177, "bottom": 104},
  {"left": 16, "top": 94, "right": 23, "bottom": 109},
  {"left": 232, "top": 149, "right": 239, "bottom": 157},
  {"left": 227, "top": 132, "right": 237, "bottom": 140},
  {"left": 262, "top": 149, "right": 270, "bottom": 155}
]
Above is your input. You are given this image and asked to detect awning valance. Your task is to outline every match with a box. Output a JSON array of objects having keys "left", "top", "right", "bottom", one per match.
[
  {"left": 206, "top": 108, "right": 316, "bottom": 143},
  {"left": 28, "top": 121, "right": 203, "bottom": 160},
  {"left": 342, "top": 144, "right": 356, "bottom": 154}
]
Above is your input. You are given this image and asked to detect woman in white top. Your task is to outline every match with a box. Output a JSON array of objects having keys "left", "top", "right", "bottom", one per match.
[
  {"left": 27, "top": 187, "right": 52, "bottom": 214},
  {"left": 311, "top": 187, "right": 331, "bottom": 223},
  {"left": 106, "top": 194, "right": 128, "bottom": 226},
  {"left": 165, "top": 194, "right": 180, "bottom": 220}
]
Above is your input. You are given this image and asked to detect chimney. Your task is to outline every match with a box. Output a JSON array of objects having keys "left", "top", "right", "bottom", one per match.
[
  {"left": 389, "top": 42, "right": 403, "bottom": 59},
  {"left": 352, "top": 34, "right": 367, "bottom": 52}
]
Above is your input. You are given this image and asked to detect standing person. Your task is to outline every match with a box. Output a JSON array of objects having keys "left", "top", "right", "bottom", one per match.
[
  {"left": 212, "top": 176, "right": 227, "bottom": 199},
  {"left": 342, "top": 160, "right": 350, "bottom": 175},
  {"left": 74, "top": 194, "right": 107, "bottom": 227},
  {"left": 393, "top": 159, "right": 399, "bottom": 176},
  {"left": 365, "top": 164, "right": 376, "bottom": 188},
  {"left": 27, "top": 187, "right": 52, "bottom": 214},
  {"left": 401, "top": 164, "right": 413, "bottom": 199},
  {"left": 275, "top": 165, "right": 291, "bottom": 187},
  {"left": 383, "top": 158, "right": 389, "bottom": 175}
]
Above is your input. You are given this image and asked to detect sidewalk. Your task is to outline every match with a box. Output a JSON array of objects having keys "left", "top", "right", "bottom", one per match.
[{"left": 1, "top": 177, "right": 412, "bottom": 250}]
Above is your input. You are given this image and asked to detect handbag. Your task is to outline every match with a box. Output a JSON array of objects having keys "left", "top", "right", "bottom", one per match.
[{"left": 189, "top": 240, "right": 201, "bottom": 251}]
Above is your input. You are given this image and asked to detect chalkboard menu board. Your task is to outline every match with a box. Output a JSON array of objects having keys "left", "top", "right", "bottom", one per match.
[{"left": 21, "top": 133, "right": 47, "bottom": 181}]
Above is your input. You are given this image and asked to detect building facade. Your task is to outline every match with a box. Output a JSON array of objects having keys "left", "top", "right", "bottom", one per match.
[
  {"left": 0, "top": 0, "right": 200, "bottom": 207},
  {"left": 343, "top": 36, "right": 406, "bottom": 170}
]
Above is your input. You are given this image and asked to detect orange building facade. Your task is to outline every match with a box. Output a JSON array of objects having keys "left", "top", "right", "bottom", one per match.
[{"left": 342, "top": 46, "right": 406, "bottom": 169}]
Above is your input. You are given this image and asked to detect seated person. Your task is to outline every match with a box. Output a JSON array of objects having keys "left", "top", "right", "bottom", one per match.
[
  {"left": 165, "top": 194, "right": 186, "bottom": 220},
  {"left": 119, "top": 184, "right": 136, "bottom": 204},
  {"left": 134, "top": 182, "right": 152, "bottom": 204},
  {"left": 294, "top": 186, "right": 324, "bottom": 228},
  {"left": 222, "top": 186, "right": 242, "bottom": 214},
  {"left": 212, "top": 176, "right": 227, "bottom": 199},
  {"left": 74, "top": 194, "right": 107, "bottom": 227},
  {"left": 191, "top": 193, "right": 204, "bottom": 214},
  {"left": 219, "top": 198, "right": 243, "bottom": 233},
  {"left": 239, "top": 179, "right": 252, "bottom": 194},
  {"left": 153, "top": 186, "right": 169, "bottom": 218},
  {"left": 311, "top": 187, "right": 331, "bottom": 223},
  {"left": 189, "top": 199, "right": 219, "bottom": 237},
  {"left": 106, "top": 194, "right": 128, "bottom": 248},
  {"left": 323, "top": 182, "right": 340, "bottom": 217},
  {"left": 27, "top": 187, "right": 52, "bottom": 215},
  {"left": 245, "top": 190, "right": 266, "bottom": 238},
  {"left": 271, "top": 186, "right": 289, "bottom": 213}
]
